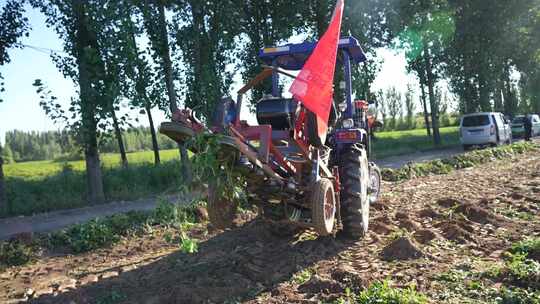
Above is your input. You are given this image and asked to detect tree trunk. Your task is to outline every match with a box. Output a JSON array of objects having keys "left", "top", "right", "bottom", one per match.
[
  {"left": 156, "top": 2, "right": 190, "bottom": 181},
  {"left": 478, "top": 73, "right": 491, "bottom": 112},
  {"left": 503, "top": 64, "right": 517, "bottom": 115},
  {"left": 85, "top": 146, "right": 105, "bottom": 204},
  {"left": 111, "top": 110, "right": 128, "bottom": 168},
  {"left": 157, "top": 3, "right": 178, "bottom": 114},
  {"left": 420, "top": 82, "right": 431, "bottom": 137},
  {"left": 0, "top": 151, "right": 6, "bottom": 215},
  {"left": 179, "top": 144, "right": 191, "bottom": 183},
  {"left": 494, "top": 72, "right": 504, "bottom": 113},
  {"left": 73, "top": 0, "right": 105, "bottom": 204},
  {"left": 423, "top": 46, "right": 441, "bottom": 145},
  {"left": 146, "top": 102, "right": 161, "bottom": 165}
]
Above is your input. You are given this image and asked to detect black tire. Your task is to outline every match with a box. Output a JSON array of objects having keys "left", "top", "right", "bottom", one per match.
[
  {"left": 368, "top": 163, "right": 382, "bottom": 204},
  {"left": 311, "top": 178, "right": 336, "bottom": 236},
  {"left": 340, "top": 144, "right": 370, "bottom": 238},
  {"left": 463, "top": 144, "right": 472, "bottom": 151},
  {"left": 207, "top": 182, "right": 238, "bottom": 229}
]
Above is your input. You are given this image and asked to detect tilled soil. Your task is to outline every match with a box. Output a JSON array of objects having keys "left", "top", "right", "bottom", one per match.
[{"left": 1, "top": 149, "right": 539, "bottom": 304}]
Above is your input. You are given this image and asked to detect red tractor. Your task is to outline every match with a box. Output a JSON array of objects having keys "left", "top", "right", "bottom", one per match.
[{"left": 161, "top": 36, "right": 381, "bottom": 238}]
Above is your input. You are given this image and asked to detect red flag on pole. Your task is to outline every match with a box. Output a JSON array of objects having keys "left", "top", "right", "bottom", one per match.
[{"left": 289, "top": 0, "right": 344, "bottom": 141}]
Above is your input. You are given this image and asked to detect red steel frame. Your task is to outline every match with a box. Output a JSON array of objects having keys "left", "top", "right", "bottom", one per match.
[{"left": 170, "top": 67, "right": 335, "bottom": 186}]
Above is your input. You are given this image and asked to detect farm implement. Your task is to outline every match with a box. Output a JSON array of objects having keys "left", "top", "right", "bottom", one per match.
[{"left": 160, "top": 36, "right": 382, "bottom": 238}]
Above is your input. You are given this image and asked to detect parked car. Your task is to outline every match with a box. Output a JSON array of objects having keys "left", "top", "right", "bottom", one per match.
[
  {"left": 512, "top": 114, "right": 540, "bottom": 138},
  {"left": 460, "top": 112, "right": 512, "bottom": 150}
]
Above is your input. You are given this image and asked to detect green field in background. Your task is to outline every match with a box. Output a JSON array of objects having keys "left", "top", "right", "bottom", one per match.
[
  {"left": 4, "top": 149, "right": 180, "bottom": 180},
  {"left": 373, "top": 127, "right": 459, "bottom": 159},
  {"left": 5, "top": 127, "right": 460, "bottom": 179}
]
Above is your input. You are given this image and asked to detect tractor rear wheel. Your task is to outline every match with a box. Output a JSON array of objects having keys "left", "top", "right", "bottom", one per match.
[
  {"left": 311, "top": 178, "right": 336, "bottom": 236},
  {"left": 207, "top": 182, "right": 238, "bottom": 229},
  {"left": 340, "top": 144, "right": 370, "bottom": 238}
]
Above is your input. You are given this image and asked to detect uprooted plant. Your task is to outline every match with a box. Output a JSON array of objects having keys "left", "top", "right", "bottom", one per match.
[{"left": 186, "top": 133, "right": 247, "bottom": 203}]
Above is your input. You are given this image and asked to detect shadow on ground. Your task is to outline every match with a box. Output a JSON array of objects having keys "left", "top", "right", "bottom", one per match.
[{"left": 31, "top": 220, "right": 358, "bottom": 304}]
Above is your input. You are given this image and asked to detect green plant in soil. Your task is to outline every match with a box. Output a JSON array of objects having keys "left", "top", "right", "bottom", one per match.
[
  {"left": 497, "top": 287, "right": 540, "bottom": 304},
  {"left": 44, "top": 200, "right": 203, "bottom": 254},
  {"left": 382, "top": 142, "right": 537, "bottom": 182},
  {"left": 1, "top": 199, "right": 205, "bottom": 269},
  {"left": 0, "top": 240, "right": 38, "bottom": 269},
  {"left": 292, "top": 268, "right": 314, "bottom": 285},
  {"left": 504, "top": 253, "right": 540, "bottom": 288},
  {"left": 179, "top": 232, "right": 198, "bottom": 254},
  {"left": 510, "top": 239, "right": 540, "bottom": 262},
  {"left": 335, "top": 280, "right": 428, "bottom": 304}
]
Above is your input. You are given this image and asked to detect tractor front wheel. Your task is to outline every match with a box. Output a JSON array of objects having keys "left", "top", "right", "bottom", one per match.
[
  {"left": 207, "top": 183, "right": 238, "bottom": 230},
  {"left": 340, "top": 144, "right": 370, "bottom": 238},
  {"left": 311, "top": 178, "right": 336, "bottom": 236}
]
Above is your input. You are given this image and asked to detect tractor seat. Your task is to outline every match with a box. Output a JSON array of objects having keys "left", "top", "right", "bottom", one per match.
[{"left": 256, "top": 97, "right": 299, "bottom": 130}]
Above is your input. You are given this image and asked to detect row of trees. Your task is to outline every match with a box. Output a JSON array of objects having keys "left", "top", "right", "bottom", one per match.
[
  {"left": 1, "top": 0, "right": 390, "bottom": 206},
  {"left": 388, "top": 0, "right": 540, "bottom": 144},
  {"left": 377, "top": 85, "right": 456, "bottom": 131},
  {"left": 1, "top": 0, "right": 539, "bottom": 208},
  {"left": 1, "top": 128, "right": 178, "bottom": 163}
]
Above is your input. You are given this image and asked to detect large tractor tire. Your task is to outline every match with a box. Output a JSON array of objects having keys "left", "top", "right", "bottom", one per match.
[
  {"left": 207, "top": 183, "right": 238, "bottom": 230},
  {"left": 340, "top": 144, "right": 370, "bottom": 238},
  {"left": 311, "top": 178, "right": 336, "bottom": 236}
]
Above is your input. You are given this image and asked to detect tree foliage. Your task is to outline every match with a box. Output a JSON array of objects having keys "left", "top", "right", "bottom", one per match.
[{"left": 0, "top": 0, "right": 30, "bottom": 102}]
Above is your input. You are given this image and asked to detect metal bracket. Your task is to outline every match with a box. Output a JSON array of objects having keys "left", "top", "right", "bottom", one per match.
[{"left": 311, "top": 149, "right": 321, "bottom": 182}]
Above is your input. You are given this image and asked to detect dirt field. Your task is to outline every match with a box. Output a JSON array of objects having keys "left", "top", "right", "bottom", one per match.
[{"left": 1, "top": 149, "right": 539, "bottom": 303}]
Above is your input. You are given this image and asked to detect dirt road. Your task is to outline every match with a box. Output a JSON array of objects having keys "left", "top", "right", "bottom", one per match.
[
  {"left": 1, "top": 145, "right": 538, "bottom": 303},
  {"left": 0, "top": 146, "right": 466, "bottom": 241}
]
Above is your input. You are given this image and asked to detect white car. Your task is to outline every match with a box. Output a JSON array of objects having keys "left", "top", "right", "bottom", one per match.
[
  {"left": 512, "top": 114, "right": 540, "bottom": 138},
  {"left": 460, "top": 112, "right": 512, "bottom": 150}
]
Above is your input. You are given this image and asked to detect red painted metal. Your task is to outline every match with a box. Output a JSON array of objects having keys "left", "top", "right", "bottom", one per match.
[
  {"left": 292, "top": 109, "right": 310, "bottom": 158},
  {"left": 172, "top": 108, "right": 205, "bottom": 133},
  {"left": 238, "top": 125, "right": 272, "bottom": 164},
  {"left": 332, "top": 166, "right": 341, "bottom": 193},
  {"left": 229, "top": 124, "right": 298, "bottom": 176}
]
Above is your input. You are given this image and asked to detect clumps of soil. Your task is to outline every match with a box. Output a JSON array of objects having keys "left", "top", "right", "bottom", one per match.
[
  {"left": 298, "top": 275, "right": 343, "bottom": 295},
  {"left": 418, "top": 207, "right": 442, "bottom": 219},
  {"left": 435, "top": 221, "right": 475, "bottom": 243},
  {"left": 195, "top": 206, "right": 209, "bottom": 222},
  {"left": 371, "top": 199, "right": 389, "bottom": 211},
  {"left": 413, "top": 229, "right": 438, "bottom": 244},
  {"left": 393, "top": 211, "right": 421, "bottom": 231},
  {"left": 528, "top": 250, "right": 540, "bottom": 263},
  {"left": 455, "top": 203, "right": 503, "bottom": 225},
  {"left": 395, "top": 212, "right": 410, "bottom": 220},
  {"left": 372, "top": 216, "right": 393, "bottom": 225},
  {"left": 436, "top": 197, "right": 503, "bottom": 226},
  {"left": 370, "top": 222, "right": 395, "bottom": 235},
  {"left": 381, "top": 237, "right": 424, "bottom": 261},
  {"left": 331, "top": 264, "right": 367, "bottom": 288},
  {"left": 397, "top": 219, "right": 420, "bottom": 232},
  {"left": 437, "top": 198, "right": 463, "bottom": 208},
  {"left": 478, "top": 198, "right": 492, "bottom": 206}
]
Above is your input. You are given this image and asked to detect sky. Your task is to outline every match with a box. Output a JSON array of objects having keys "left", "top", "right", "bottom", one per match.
[{"left": 0, "top": 6, "right": 417, "bottom": 145}]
